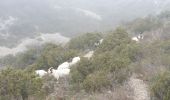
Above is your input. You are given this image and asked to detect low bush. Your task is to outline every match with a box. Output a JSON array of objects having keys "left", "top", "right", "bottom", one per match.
[
  {"left": 70, "top": 28, "right": 140, "bottom": 92},
  {"left": 68, "top": 33, "right": 102, "bottom": 51},
  {"left": 151, "top": 71, "right": 170, "bottom": 100},
  {"left": 34, "top": 43, "right": 77, "bottom": 70},
  {"left": 0, "top": 68, "right": 44, "bottom": 100},
  {"left": 83, "top": 71, "right": 111, "bottom": 92}
]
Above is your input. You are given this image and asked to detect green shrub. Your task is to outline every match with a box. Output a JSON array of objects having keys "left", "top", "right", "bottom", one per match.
[
  {"left": 70, "top": 28, "right": 140, "bottom": 92},
  {"left": 68, "top": 33, "right": 102, "bottom": 51},
  {"left": 151, "top": 71, "right": 170, "bottom": 100},
  {"left": 0, "top": 68, "right": 44, "bottom": 100},
  {"left": 35, "top": 44, "right": 77, "bottom": 70},
  {"left": 141, "top": 40, "right": 170, "bottom": 69},
  {"left": 70, "top": 58, "right": 93, "bottom": 90},
  {"left": 96, "top": 28, "right": 131, "bottom": 53},
  {"left": 91, "top": 28, "right": 138, "bottom": 83},
  {"left": 42, "top": 75, "right": 58, "bottom": 96},
  {"left": 83, "top": 71, "right": 111, "bottom": 92},
  {"left": 0, "top": 48, "right": 42, "bottom": 69},
  {"left": 92, "top": 51, "right": 131, "bottom": 84},
  {"left": 127, "top": 16, "right": 162, "bottom": 33}
]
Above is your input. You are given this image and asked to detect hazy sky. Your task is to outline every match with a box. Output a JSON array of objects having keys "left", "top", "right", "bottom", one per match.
[{"left": 0, "top": 0, "right": 170, "bottom": 47}]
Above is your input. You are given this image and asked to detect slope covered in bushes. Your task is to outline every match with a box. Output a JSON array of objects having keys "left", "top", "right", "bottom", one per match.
[
  {"left": 70, "top": 28, "right": 141, "bottom": 92},
  {"left": 0, "top": 11, "right": 170, "bottom": 99}
]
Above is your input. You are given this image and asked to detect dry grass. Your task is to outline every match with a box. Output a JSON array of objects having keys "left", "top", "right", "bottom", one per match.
[{"left": 67, "top": 82, "right": 134, "bottom": 100}]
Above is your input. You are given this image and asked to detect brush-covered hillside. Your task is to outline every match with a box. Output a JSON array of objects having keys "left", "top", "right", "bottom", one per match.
[{"left": 0, "top": 11, "right": 170, "bottom": 100}]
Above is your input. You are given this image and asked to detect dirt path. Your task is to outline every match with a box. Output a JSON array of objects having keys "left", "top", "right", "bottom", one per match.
[{"left": 128, "top": 74, "right": 150, "bottom": 100}]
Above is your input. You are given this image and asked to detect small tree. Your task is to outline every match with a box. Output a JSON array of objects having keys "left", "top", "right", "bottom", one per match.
[{"left": 83, "top": 71, "right": 111, "bottom": 92}]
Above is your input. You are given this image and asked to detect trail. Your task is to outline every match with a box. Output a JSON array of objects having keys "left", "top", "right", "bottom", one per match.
[{"left": 128, "top": 74, "right": 150, "bottom": 100}]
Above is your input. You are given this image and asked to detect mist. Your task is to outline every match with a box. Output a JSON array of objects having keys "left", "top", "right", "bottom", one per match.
[
  {"left": 0, "top": 0, "right": 170, "bottom": 56},
  {"left": 0, "top": 33, "right": 69, "bottom": 57}
]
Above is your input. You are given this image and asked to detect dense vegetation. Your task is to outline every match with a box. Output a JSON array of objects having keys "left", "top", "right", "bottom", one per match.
[
  {"left": 0, "top": 68, "right": 44, "bottom": 100},
  {"left": 68, "top": 33, "right": 102, "bottom": 51},
  {"left": 71, "top": 28, "right": 140, "bottom": 92},
  {"left": 151, "top": 71, "right": 170, "bottom": 100}
]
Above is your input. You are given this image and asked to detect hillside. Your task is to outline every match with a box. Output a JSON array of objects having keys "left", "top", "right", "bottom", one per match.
[{"left": 0, "top": 11, "right": 170, "bottom": 100}]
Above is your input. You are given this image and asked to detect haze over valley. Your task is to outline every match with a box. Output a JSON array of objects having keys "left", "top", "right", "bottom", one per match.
[{"left": 0, "top": 0, "right": 170, "bottom": 47}]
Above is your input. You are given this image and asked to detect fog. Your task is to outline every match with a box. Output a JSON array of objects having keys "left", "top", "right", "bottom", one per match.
[
  {"left": 0, "top": 0, "right": 170, "bottom": 56},
  {"left": 0, "top": 33, "right": 69, "bottom": 57}
]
